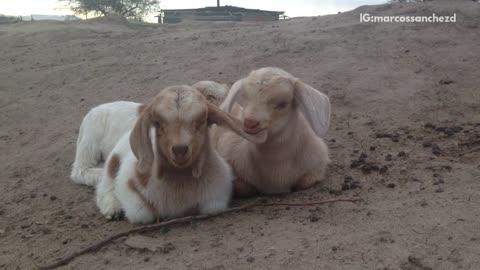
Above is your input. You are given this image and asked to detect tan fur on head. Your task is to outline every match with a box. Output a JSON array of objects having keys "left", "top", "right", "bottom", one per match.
[
  {"left": 130, "top": 85, "right": 262, "bottom": 180},
  {"left": 221, "top": 67, "right": 331, "bottom": 142},
  {"left": 215, "top": 67, "right": 331, "bottom": 197}
]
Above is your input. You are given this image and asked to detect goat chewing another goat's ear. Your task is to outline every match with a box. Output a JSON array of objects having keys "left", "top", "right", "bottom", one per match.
[{"left": 213, "top": 67, "right": 331, "bottom": 197}]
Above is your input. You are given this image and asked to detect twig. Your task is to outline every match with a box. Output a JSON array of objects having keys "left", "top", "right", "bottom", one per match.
[
  {"left": 457, "top": 146, "right": 480, "bottom": 156},
  {"left": 39, "top": 197, "right": 360, "bottom": 270}
]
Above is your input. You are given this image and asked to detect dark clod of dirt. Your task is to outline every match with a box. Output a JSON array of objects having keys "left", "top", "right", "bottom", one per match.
[
  {"left": 422, "top": 141, "right": 432, "bottom": 147},
  {"left": 435, "top": 188, "right": 444, "bottom": 193},
  {"left": 439, "top": 79, "right": 455, "bottom": 85},
  {"left": 143, "top": 257, "right": 150, "bottom": 262},
  {"left": 329, "top": 189, "right": 343, "bottom": 196},
  {"left": 160, "top": 243, "right": 175, "bottom": 254},
  {"left": 433, "top": 179, "right": 445, "bottom": 185},
  {"left": 361, "top": 163, "right": 380, "bottom": 174},
  {"left": 424, "top": 123, "right": 436, "bottom": 129},
  {"left": 246, "top": 257, "right": 255, "bottom": 263},
  {"left": 379, "top": 166, "right": 388, "bottom": 174},
  {"left": 385, "top": 154, "right": 392, "bottom": 161},
  {"left": 351, "top": 154, "right": 381, "bottom": 174},
  {"left": 375, "top": 132, "right": 400, "bottom": 142},
  {"left": 431, "top": 144, "right": 442, "bottom": 156},
  {"left": 350, "top": 159, "right": 363, "bottom": 168},
  {"left": 49, "top": 196, "right": 57, "bottom": 201},
  {"left": 370, "top": 146, "right": 376, "bottom": 151},
  {"left": 443, "top": 165, "right": 452, "bottom": 171},
  {"left": 398, "top": 151, "right": 406, "bottom": 157},
  {"left": 387, "top": 183, "right": 396, "bottom": 188},
  {"left": 342, "top": 176, "right": 361, "bottom": 190},
  {"left": 329, "top": 139, "right": 336, "bottom": 143},
  {"left": 376, "top": 132, "right": 392, "bottom": 138},
  {"left": 309, "top": 214, "right": 320, "bottom": 222},
  {"left": 407, "top": 255, "right": 433, "bottom": 270}
]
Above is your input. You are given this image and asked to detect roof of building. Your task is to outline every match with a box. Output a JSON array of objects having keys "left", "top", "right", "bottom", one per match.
[{"left": 161, "top": 5, "right": 284, "bottom": 15}]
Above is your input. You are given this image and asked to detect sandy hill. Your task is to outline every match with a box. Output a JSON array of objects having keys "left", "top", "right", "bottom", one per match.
[{"left": 0, "top": 1, "right": 479, "bottom": 269}]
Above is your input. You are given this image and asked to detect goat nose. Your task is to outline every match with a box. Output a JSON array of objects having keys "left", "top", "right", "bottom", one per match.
[
  {"left": 172, "top": 145, "right": 189, "bottom": 158},
  {"left": 244, "top": 119, "right": 260, "bottom": 129}
]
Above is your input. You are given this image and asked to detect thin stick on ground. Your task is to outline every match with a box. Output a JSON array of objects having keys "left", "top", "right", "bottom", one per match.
[{"left": 39, "top": 197, "right": 361, "bottom": 270}]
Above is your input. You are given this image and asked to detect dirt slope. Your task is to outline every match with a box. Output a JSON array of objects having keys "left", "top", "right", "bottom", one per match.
[{"left": 1, "top": 1, "right": 479, "bottom": 269}]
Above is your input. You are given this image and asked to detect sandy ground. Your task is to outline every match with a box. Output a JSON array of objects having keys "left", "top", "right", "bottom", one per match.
[{"left": 1, "top": 0, "right": 480, "bottom": 269}]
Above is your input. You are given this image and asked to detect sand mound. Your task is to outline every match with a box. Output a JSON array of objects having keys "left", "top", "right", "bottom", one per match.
[{"left": 0, "top": 1, "right": 479, "bottom": 269}]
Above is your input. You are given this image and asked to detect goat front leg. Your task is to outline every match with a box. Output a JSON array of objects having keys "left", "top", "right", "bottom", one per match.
[{"left": 293, "top": 166, "right": 327, "bottom": 191}]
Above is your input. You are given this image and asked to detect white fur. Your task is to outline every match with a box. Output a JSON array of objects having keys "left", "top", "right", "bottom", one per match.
[
  {"left": 95, "top": 85, "right": 250, "bottom": 224},
  {"left": 71, "top": 81, "right": 229, "bottom": 186},
  {"left": 96, "top": 132, "right": 233, "bottom": 223},
  {"left": 70, "top": 101, "right": 140, "bottom": 186}
]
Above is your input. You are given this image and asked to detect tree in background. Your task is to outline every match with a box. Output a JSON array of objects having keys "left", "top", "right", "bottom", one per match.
[{"left": 62, "top": 0, "right": 160, "bottom": 21}]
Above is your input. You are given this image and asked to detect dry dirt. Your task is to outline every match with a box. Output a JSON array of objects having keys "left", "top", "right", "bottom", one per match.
[{"left": 1, "top": 1, "right": 480, "bottom": 269}]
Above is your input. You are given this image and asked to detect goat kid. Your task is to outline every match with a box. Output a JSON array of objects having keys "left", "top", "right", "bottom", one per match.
[
  {"left": 70, "top": 81, "right": 228, "bottom": 186},
  {"left": 213, "top": 67, "right": 331, "bottom": 197},
  {"left": 96, "top": 85, "right": 260, "bottom": 224}
]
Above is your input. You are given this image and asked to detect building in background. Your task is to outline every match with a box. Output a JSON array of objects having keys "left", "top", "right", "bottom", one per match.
[{"left": 158, "top": 1, "right": 285, "bottom": 24}]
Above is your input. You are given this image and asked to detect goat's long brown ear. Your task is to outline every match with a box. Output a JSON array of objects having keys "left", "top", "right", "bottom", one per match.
[
  {"left": 130, "top": 106, "right": 154, "bottom": 179},
  {"left": 192, "top": 149, "right": 206, "bottom": 179},
  {"left": 294, "top": 80, "right": 331, "bottom": 138},
  {"left": 207, "top": 102, "right": 265, "bottom": 144}
]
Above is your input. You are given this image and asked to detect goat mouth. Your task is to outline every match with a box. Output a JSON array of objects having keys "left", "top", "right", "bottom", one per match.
[
  {"left": 243, "top": 127, "right": 266, "bottom": 135},
  {"left": 172, "top": 158, "right": 190, "bottom": 168}
]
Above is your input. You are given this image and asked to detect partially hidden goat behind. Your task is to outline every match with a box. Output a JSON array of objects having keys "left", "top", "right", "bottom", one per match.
[
  {"left": 96, "top": 85, "right": 261, "bottom": 224},
  {"left": 212, "top": 67, "right": 331, "bottom": 197},
  {"left": 70, "top": 81, "right": 229, "bottom": 186}
]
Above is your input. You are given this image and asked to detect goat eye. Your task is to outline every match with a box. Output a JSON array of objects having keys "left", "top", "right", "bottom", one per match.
[
  {"left": 207, "top": 95, "right": 216, "bottom": 100},
  {"left": 275, "top": 102, "right": 288, "bottom": 110}
]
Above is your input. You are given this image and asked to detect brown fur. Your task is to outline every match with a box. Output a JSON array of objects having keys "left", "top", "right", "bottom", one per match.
[
  {"left": 137, "top": 104, "right": 147, "bottom": 115},
  {"left": 135, "top": 163, "right": 150, "bottom": 187},
  {"left": 107, "top": 154, "right": 121, "bottom": 180},
  {"left": 215, "top": 67, "right": 331, "bottom": 196},
  {"left": 129, "top": 85, "right": 262, "bottom": 182}
]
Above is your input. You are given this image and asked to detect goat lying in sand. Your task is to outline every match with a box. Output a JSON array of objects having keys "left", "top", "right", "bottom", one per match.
[
  {"left": 96, "top": 85, "right": 260, "bottom": 224},
  {"left": 70, "top": 81, "right": 229, "bottom": 186},
  {"left": 212, "top": 67, "right": 331, "bottom": 197}
]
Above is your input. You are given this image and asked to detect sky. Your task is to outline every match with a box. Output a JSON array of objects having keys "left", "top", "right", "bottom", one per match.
[{"left": 0, "top": 0, "right": 387, "bottom": 19}]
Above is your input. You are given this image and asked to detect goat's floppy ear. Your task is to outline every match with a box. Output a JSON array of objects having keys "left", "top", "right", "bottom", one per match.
[
  {"left": 207, "top": 102, "right": 265, "bottom": 144},
  {"left": 220, "top": 79, "right": 245, "bottom": 112},
  {"left": 294, "top": 80, "right": 331, "bottom": 138},
  {"left": 192, "top": 149, "right": 206, "bottom": 179},
  {"left": 130, "top": 105, "right": 154, "bottom": 179}
]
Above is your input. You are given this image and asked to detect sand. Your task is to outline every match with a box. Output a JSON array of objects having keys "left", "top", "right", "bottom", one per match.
[{"left": 1, "top": 0, "right": 479, "bottom": 269}]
